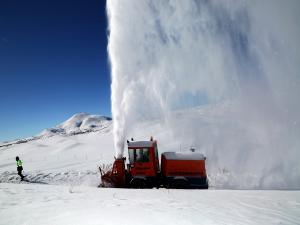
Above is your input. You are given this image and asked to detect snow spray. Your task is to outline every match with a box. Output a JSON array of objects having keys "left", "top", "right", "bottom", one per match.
[{"left": 107, "top": 0, "right": 300, "bottom": 189}]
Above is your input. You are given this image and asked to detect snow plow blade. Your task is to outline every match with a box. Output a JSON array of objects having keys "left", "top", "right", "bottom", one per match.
[{"left": 99, "top": 157, "right": 126, "bottom": 188}]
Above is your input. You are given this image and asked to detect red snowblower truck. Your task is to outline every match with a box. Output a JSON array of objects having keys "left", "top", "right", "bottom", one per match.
[{"left": 99, "top": 138, "right": 208, "bottom": 189}]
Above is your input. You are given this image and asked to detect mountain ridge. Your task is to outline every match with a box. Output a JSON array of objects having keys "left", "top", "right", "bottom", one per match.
[{"left": 0, "top": 113, "right": 112, "bottom": 148}]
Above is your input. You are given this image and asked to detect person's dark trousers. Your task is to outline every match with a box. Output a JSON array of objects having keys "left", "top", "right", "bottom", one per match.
[{"left": 17, "top": 166, "right": 24, "bottom": 180}]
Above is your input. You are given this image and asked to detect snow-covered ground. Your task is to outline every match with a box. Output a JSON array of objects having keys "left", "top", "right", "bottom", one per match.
[
  {"left": 0, "top": 183, "right": 299, "bottom": 225},
  {"left": 0, "top": 113, "right": 114, "bottom": 186},
  {"left": 1, "top": 113, "right": 300, "bottom": 225}
]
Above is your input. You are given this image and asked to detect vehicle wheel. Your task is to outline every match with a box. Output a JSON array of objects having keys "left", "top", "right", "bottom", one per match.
[
  {"left": 201, "top": 181, "right": 209, "bottom": 189},
  {"left": 130, "top": 179, "right": 147, "bottom": 189},
  {"left": 203, "top": 184, "right": 209, "bottom": 189},
  {"left": 172, "top": 179, "right": 189, "bottom": 189}
]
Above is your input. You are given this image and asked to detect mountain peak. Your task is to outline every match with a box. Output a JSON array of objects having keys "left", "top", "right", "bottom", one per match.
[{"left": 40, "top": 113, "right": 112, "bottom": 137}]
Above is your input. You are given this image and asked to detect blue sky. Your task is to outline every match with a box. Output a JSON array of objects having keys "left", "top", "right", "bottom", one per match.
[{"left": 0, "top": 0, "right": 110, "bottom": 142}]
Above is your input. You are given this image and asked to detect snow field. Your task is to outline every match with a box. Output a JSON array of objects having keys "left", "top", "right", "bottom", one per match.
[
  {"left": 0, "top": 183, "right": 299, "bottom": 225},
  {"left": 0, "top": 129, "right": 114, "bottom": 173}
]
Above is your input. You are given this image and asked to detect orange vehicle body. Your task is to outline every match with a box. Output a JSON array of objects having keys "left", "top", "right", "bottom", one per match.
[
  {"left": 100, "top": 158, "right": 126, "bottom": 188},
  {"left": 100, "top": 139, "right": 208, "bottom": 189},
  {"left": 160, "top": 152, "right": 208, "bottom": 188},
  {"left": 127, "top": 141, "right": 159, "bottom": 178},
  {"left": 161, "top": 156, "right": 207, "bottom": 177}
]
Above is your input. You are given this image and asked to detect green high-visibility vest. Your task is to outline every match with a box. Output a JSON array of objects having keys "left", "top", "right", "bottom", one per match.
[{"left": 16, "top": 160, "right": 22, "bottom": 167}]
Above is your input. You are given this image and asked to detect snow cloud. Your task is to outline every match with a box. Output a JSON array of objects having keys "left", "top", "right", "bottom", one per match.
[{"left": 107, "top": 0, "right": 300, "bottom": 189}]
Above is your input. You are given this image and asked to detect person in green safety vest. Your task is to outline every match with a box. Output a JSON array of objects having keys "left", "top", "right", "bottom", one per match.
[{"left": 16, "top": 156, "right": 25, "bottom": 180}]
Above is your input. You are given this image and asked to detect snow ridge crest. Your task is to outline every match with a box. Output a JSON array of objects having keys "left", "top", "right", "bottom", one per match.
[{"left": 40, "top": 113, "right": 112, "bottom": 137}]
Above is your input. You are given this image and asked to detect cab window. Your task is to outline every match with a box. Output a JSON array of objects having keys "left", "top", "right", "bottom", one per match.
[
  {"left": 129, "top": 149, "right": 135, "bottom": 164},
  {"left": 129, "top": 148, "right": 150, "bottom": 163},
  {"left": 155, "top": 145, "right": 158, "bottom": 159}
]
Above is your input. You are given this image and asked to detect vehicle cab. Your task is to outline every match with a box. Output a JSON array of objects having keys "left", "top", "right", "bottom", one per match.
[{"left": 127, "top": 139, "right": 159, "bottom": 178}]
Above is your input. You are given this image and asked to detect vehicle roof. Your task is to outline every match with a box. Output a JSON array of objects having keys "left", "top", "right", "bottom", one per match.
[
  {"left": 127, "top": 141, "right": 155, "bottom": 148},
  {"left": 162, "top": 152, "right": 205, "bottom": 160}
]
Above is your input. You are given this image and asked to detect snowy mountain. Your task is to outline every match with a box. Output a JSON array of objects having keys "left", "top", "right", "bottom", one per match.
[
  {"left": 39, "top": 113, "right": 112, "bottom": 137},
  {"left": 0, "top": 113, "right": 112, "bottom": 148}
]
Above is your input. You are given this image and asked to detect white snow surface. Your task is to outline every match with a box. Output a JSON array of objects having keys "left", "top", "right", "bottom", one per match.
[
  {"left": 1, "top": 113, "right": 300, "bottom": 224},
  {"left": 0, "top": 183, "right": 299, "bottom": 225}
]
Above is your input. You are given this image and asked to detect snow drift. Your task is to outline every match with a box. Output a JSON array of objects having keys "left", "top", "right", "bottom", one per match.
[{"left": 107, "top": 0, "right": 300, "bottom": 189}]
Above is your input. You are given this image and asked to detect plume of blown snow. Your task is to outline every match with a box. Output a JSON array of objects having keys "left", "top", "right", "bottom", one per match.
[{"left": 107, "top": 0, "right": 300, "bottom": 188}]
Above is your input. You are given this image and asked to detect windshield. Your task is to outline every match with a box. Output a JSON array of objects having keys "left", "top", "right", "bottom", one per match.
[{"left": 129, "top": 148, "right": 150, "bottom": 163}]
